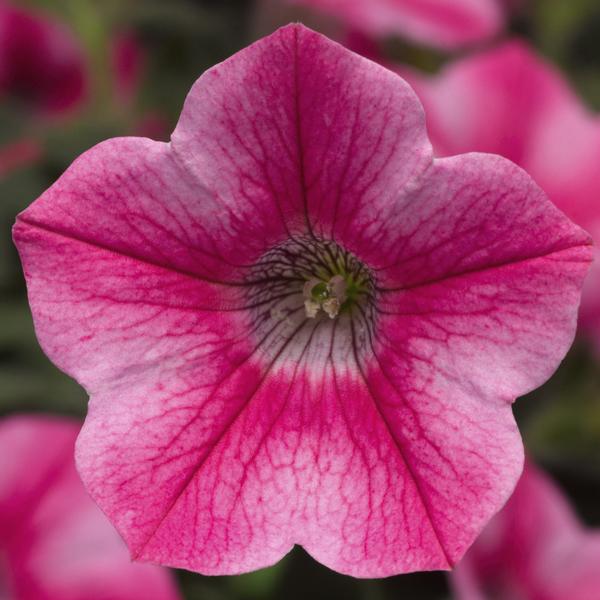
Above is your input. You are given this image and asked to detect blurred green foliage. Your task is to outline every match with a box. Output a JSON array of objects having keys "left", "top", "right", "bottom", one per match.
[{"left": 1, "top": 1, "right": 599, "bottom": 598}]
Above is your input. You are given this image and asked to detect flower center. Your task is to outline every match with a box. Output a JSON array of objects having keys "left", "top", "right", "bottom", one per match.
[
  {"left": 303, "top": 275, "right": 347, "bottom": 319},
  {"left": 250, "top": 236, "right": 372, "bottom": 314},
  {"left": 245, "top": 236, "right": 376, "bottom": 362},
  {"left": 302, "top": 254, "right": 373, "bottom": 321}
]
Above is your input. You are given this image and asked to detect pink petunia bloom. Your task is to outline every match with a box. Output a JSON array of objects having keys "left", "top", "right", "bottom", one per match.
[
  {"left": 286, "top": 0, "right": 506, "bottom": 49},
  {"left": 0, "top": 415, "right": 181, "bottom": 600},
  {"left": 0, "top": 2, "right": 87, "bottom": 116},
  {"left": 403, "top": 41, "right": 600, "bottom": 353},
  {"left": 13, "top": 25, "right": 592, "bottom": 577},
  {"left": 451, "top": 462, "right": 600, "bottom": 600}
]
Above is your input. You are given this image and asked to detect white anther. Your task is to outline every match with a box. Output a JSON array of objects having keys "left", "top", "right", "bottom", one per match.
[
  {"left": 304, "top": 299, "right": 320, "bottom": 319},
  {"left": 322, "top": 297, "right": 341, "bottom": 319}
]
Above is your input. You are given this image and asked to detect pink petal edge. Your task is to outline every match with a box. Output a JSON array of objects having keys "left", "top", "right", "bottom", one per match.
[{"left": 287, "top": 0, "right": 504, "bottom": 49}]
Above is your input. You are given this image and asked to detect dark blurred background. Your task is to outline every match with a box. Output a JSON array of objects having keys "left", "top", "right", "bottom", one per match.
[{"left": 1, "top": 1, "right": 599, "bottom": 598}]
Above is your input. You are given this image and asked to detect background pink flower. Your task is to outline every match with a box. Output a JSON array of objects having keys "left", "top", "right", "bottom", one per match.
[
  {"left": 0, "top": 2, "right": 87, "bottom": 116},
  {"left": 13, "top": 25, "right": 592, "bottom": 578},
  {"left": 0, "top": 414, "right": 180, "bottom": 600},
  {"left": 111, "top": 32, "right": 145, "bottom": 107},
  {"left": 404, "top": 40, "right": 600, "bottom": 354},
  {"left": 0, "top": 138, "right": 42, "bottom": 178},
  {"left": 451, "top": 462, "right": 600, "bottom": 600},
  {"left": 286, "top": 0, "right": 506, "bottom": 49}
]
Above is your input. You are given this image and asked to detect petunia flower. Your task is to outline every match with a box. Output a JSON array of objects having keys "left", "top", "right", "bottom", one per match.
[
  {"left": 13, "top": 25, "right": 592, "bottom": 577},
  {"left": 403, "top": 40, "right": 600, "bottom": 354},
  {"left": 451, "top": 462, "right": 600, "bottom": 600},
  {"left": 0, "top": 415, "right": 181, "bottom": 600},
  {"left": 0, "top": 2, "right": 87, "bottom": 116},
  {"left": 285, "top": 0, "right": 506, "bottom": 49}
]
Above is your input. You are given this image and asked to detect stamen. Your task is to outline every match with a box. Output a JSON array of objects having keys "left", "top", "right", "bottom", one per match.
[
  {"left": 304, "top": 298, "right": 320, "bottom": 319},
  {"left": 246, "top": 235, "right": 377, "bottom": 355},
  {"left": 302, "top": 274, "right": 349, "bottom": 319},
  {"left": 322, "top": 297, "right": 341, "bottom": 319}
]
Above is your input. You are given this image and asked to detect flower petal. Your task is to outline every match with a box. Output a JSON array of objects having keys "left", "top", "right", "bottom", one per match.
[
  {"left": 13, "top": 137, "right": 255, "bottom": 390},
  {"left": 0, "top": 3, "right": 87, "bottom": 115},
  {"left": 451, "top": 463, "right": 600, "bottom": 600},
  {"left": 375, "top": 154, "right": 592, "bottom": 398},
  {"left": 351, "top": 154, "right": 591, "bottom": 568},
  {"left": 172, "top": 24, "right": 432, "bottom": 248},
  {"left": 403, "top": 41, "right": 600, "bottom": 229},
  {"left": 288, "top": 0, "right": 504, "bottom": 49},
  {"left": 74, "top": 349, "right": 517, "bottom": 577},
  {"left": 404, "top": 41, "right": 575, "bottom": 162},
  {"left": 0, "top": 415, "right": 180, "bottom": 600}
]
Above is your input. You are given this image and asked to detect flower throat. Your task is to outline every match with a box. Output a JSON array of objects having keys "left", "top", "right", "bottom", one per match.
[{"left": 247, "top": 236, "right": 374, "bottom": 322}]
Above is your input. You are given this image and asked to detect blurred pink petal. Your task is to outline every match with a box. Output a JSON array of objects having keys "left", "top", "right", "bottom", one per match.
[
  {"left": 0, "top": 415, "right": 181, "bottom": 600},
  {"left": 451, "top": 462, "right": 600, "bottom": 600},
  {"left": 112, "top": 32, "right": 144, "bottom": 106},
  {"left": 404, "top": 40, "right": 600, "bottom": 353},
  {"left": 287, "top": 0, "right": 505, "bottom": 49},
  {"left": 134, "top": 111, "right": 171, "bottom": 141},
  {"left": 0, "top": 138, "right": 42, "bottom": 177},
  {"left": 13, "top": 25, "right": 592, "bottom": 577},
  {"left": 0, "top": 2, "right": 87, "bottom": 115},
  {"left": 501, "top": 0, "right": 524, "bottom": 11}
]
